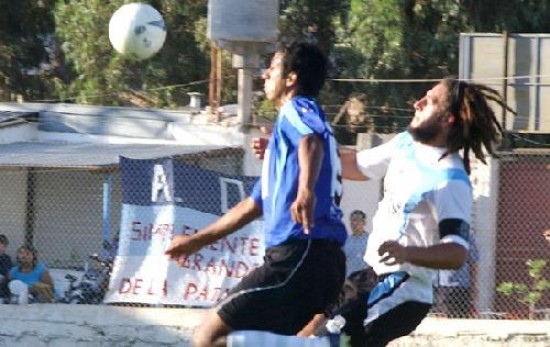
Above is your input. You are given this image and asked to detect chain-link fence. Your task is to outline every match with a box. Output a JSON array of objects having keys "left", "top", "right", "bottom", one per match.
[
  {"left": 0, "top": 147, "right": 247, "bottom": 306},
  {"left": 0, "top": 129, "right": 549, "bottom": 321},
  {"left": 342, "top": 139, "right": 550, "bottom": 321}
]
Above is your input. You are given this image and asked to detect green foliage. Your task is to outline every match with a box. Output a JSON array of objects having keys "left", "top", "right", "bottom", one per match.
[
  {"left": 0, "top": 0, "right": 57, "bottom": 101},
  {"left": 279, "top": 0, "right": 348, "bottom": 52},
  {"left": 2, "top": 0, "right": 550, "bottom": 111},
  {"left": 497, "top": 259, "right": 550, "bottom": 319},
  {"left": 54, "top": 0, "right": 210, "bottom": 107},
  {"left": 254, "top": 98, "right": 277, "bottom": 121},
  {"left": 335, "top": 0, "right": 464, "bottom": 133}
]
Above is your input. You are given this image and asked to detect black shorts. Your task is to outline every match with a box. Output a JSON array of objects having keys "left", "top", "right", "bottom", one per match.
[
  {"left": 217, "top": 238, "right": 346, "bottom": 335},
  {"left": 325, "top": 267, "right": 380, "bottom": 316},
  {"left": 324, "top": 268, "right": 431, "bottom": 347}
]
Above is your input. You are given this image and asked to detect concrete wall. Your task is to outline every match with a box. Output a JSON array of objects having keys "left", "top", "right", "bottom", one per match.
[
  {"left": 33, "top": 170, "right": 119, "bottom": 268},
  {"left": 0, "top": 305, "right": 549, "bottom": 347},
  {"left": 0, "top": 168, "right": 29, "bottom": 251}
]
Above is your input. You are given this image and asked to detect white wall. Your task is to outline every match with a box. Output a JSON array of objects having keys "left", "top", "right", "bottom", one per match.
[
  {"left": 340, "top": 179, "right": 381, "bottom": 236},
  {"left": 32, "top": 170, "right": 121, "bottom": 268},
  {"left": 0, "top": 123, "right": 37, "bottom": 143},
  {"left": 0, "top": 169, "right": 29, "bottom": 253},
  {"left": 470, "top": 157, "right": 499, "bottom": 314}
]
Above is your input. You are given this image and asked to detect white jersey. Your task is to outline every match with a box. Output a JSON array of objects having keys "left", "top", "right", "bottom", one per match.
[{"left": 356, "top": 132, "right": 472, "bottom": 304}]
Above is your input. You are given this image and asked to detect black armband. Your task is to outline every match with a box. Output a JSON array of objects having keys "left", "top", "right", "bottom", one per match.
[{"left": 438, "top": 219, "right": 470, "bottom": 242}]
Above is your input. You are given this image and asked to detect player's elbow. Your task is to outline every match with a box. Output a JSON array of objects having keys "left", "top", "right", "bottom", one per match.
[{"left": 447, "top": 245, "right": 468, "bottom": 269}]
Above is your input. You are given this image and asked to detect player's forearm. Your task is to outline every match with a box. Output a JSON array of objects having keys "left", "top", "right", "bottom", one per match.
[
  {"left": 192, "top": 198, "right": 262, "bottom": 246},
  {"left": 298, "top": 134, "right": 324, "bottom": 192},
  {"left": 339, "top": 148, "right": 369, "bottom": 181},
  {"left": 404, "top": 243, "right": 467, "bottom": 269}
]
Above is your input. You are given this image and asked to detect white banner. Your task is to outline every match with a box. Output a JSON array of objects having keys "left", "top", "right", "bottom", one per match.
[{"left": 104, "top": 157, "right": 263, "bottom": 306}]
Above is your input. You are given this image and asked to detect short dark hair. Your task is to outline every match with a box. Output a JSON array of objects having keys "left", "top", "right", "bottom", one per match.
[
  {"left": 17, "top": 243, "right": 38, "bottom": 268},
  {"left": 0, "top": 234, "right": 8, "bottom": 246},
  {"left": 279, "top": 41, "right": 328, "bottom": 97},
  {"left": 350, "top": 210, "right": 366, "bottom": 219}
]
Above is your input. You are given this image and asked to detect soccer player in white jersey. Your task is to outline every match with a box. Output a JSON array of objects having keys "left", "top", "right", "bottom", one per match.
[
  {"left": 306, "top": 78, "right": 515, "bottom": 346},
  {"left": 166, "top": 42, "right": 347, "bottom": 347}
]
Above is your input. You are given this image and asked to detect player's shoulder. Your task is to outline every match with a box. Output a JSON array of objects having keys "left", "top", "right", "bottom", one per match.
[{"left": 282, "top": 96, "right": 327, "bottom": 134}]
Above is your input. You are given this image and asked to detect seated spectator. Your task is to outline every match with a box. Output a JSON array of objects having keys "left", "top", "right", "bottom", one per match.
[
  {"left": 0, "top": 234, "right": 13, "bottom": 302},
  {"left": 8, "top": 244, "right": 56, "bottom": 303}
]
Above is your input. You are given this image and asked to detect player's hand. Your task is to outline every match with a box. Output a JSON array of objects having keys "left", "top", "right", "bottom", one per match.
[
  {"left": 165, "top": 235, "right": 202, "bottom": 266},
  {"left": 251, "top": 137, "right": 269, "bottom": 159},
  {"left": 378, "top": 240, "right": 408, "bottom": 265},
  {"left": 291, "top": 189, "right": 316, "bottom": 234},
  {"left": 251, "top": 126, "right": 272, "bottom": 159}
]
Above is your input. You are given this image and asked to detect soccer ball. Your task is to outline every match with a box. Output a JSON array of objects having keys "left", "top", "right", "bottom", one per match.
[{"left": 108, "top": 3, "right": 167, "bottom": 60}]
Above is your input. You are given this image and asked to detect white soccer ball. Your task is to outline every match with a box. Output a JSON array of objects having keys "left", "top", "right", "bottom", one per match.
[{"left": 108, "top": 3, "right": 167, "bottom": 60}]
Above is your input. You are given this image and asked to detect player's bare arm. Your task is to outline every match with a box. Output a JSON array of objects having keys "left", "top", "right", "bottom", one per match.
[
  {"left": 291, "top": 134, "right": 323, "bottom": 233},
  {"left": 339, "top": 147, "right": 369, "bottom": 181},
  {"left": 378, "top": 240, "right": 467, "bottom": 269},
  {"left": 165, "top": 197, "right": 262, "bottom": 263}
]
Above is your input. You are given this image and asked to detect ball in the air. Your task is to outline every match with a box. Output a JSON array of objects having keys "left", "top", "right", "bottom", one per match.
[{"left": 108, "top": 3, "right": 166, "bottom": 60}]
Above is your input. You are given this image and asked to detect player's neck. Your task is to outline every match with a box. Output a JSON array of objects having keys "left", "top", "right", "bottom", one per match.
[
  {"left": 274, "top": 90, "right": 297, "bottom": 109},
  {"left": 416, "top": 131, "right": 448, "bottom": 148}
]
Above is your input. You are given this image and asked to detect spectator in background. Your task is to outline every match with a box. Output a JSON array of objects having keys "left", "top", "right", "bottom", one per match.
[
  {"left": 544, "top": 229, "right": 550, "bottom": 247},
  {"left": 0, "top": 235, "right": 13, "bottom": 302},
  {"left": 434, "top": 237, "right": 479, "bottom": 318},
  {"left": 8, "top": 244, "right": 56, "bottom": 303},
  {"left": 332, "top": 94, "right": 372, "bottom": 145},
  {"left": 344, "top": 210, "right": 369, "bottom": 275}
]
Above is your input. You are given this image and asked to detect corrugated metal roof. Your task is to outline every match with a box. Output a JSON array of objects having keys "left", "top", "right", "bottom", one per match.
[
  {"left": 0, "top": 111, "right": 38, "bottom": 127},
  {"left": 0, "top": 141, "right": 231, "bottom": 169}
]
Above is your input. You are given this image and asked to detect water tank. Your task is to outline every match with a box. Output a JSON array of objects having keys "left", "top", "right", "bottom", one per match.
[{"left": 207, "top": 0, "right": 278, "bottom": 46}]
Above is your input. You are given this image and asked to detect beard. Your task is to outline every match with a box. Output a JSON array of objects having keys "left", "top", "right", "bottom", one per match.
[{"left": 407, "top": 115, "right": 443, "bottom": 143}]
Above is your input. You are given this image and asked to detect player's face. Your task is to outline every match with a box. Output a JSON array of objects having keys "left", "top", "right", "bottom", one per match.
[
  {"left": 350, "top": 214, "right": 366, "bottom": 235},
  {"left": 263, "top": 52, "right": 287, "bottom": 107},
  {"left": 409, "top": 82, "right": 448, "bottom": 142}
]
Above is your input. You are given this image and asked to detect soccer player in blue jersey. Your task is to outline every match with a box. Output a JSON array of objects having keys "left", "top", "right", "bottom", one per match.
[
  {"left": 165, "top": 41, "right": 347, "bottom": 347},
  {"left": 306, "top": 78, "right": 515, "bottom": 346}
]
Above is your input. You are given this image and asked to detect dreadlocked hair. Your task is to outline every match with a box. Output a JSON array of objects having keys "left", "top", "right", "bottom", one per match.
[{"left": 441, "top": 78, "right": 515, "bottom": 174}]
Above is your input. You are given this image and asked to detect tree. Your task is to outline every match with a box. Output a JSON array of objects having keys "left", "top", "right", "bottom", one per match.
[
  {"left": 336, "top": 0, "right": 466, "bottom": 133},
  {"left": 463, "top": 1, "right": 550, "bottom": 33},
  {"left": 3, "top": 0, "right": 550, "bottom": 112},
  {"left": 0, "top": 0, "right": 57, "bottom": 102},
  {"left": 54, "top": 0, "right": 210, "bottom": 107},
  {"left": 331, "top": 0, "right": 550, "bottom": 135},
  {"left": 497, "top": 259, "right": 550, "bottom": 319},
  {"left": 279, "top": 0, "right": 348, "bottom": 53}
]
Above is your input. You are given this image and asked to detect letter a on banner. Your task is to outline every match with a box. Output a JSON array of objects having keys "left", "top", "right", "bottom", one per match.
[{"left": 151, "top": 164, "right": 172, "bottom": 202}]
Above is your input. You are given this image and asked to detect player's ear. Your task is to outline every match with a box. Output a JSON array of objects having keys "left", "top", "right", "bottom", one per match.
[
  {"left": 285, "top": 72, "right": 297, "bottom": 88},
  {"left": 446, "top": 114, "right": 456, "bottom": 124},
  {"left": 442, "top": 113, "right": 455, "bottom": 125}
]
